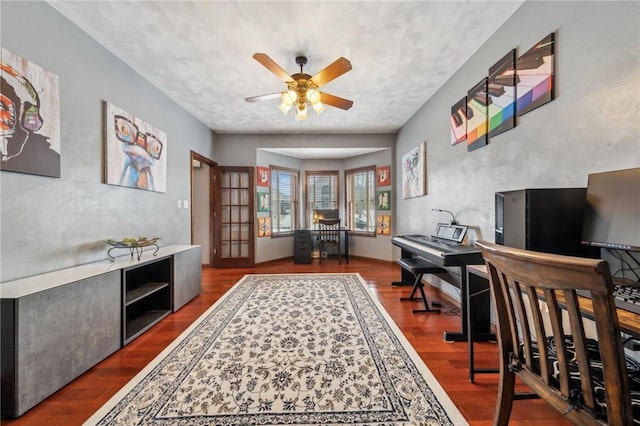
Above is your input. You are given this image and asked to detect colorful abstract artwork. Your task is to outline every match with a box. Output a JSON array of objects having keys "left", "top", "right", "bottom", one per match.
[
  {"left": 1, "top": 48, "right": 60, "bottom": 177},
  {"left": 257, "top": 216, "right": 271, "bottom": 237},
  {"left": 466, "top": 78, "right": 489, "bottom": 152},
  {"left": 376, "top": 165, "right": 391, "bottom": 186},
  {"left": 488, "top": 50, "right": 517, "bottom": 137},
  {"left": 376, "top": 190, "right": 391, "bottom": 210},
  {"left": 401, "top": 142, "right": 426, "bottom": 199},
  {"left": 257, "top": 191, "right": 270, "bottom": 212},
  {"left": 517, "top": 33, "right": 555, "bottom": 116},
  {"left": 450, "top": 96, "right": 467, "bottom": 146},
  {"left": 376, "top": 214, "right": 391, "bottom": 235},
  {"left": 257, "top": 166, "right": 270, "bottom": 187},
  {"left": 105, "top": 102, "right": 166, "bottom": 192}
]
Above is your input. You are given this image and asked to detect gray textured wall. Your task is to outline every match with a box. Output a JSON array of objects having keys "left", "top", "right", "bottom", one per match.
[
  {"left": 1, "top": 2, "right": 214, "bottom": 281},
  {"left": 395, "top": 1, "right": 640, "bottom": 298}
]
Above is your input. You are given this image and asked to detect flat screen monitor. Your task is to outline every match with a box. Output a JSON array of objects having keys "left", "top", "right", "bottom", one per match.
[
  {"left": 313, "top": 209, "right": 339, "bottom": 222},
  {"left": 581, "top": 167, "right": 640, "bottom": 251}
]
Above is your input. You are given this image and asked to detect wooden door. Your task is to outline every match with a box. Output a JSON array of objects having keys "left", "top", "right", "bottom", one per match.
[{"left": 213, "top": 166, "right": 255, "bottom": 267}]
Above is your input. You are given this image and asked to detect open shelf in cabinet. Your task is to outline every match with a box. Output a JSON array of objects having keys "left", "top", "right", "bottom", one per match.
[
  {"left": 122, "top": 256, "right": 173, "bottom": 345},
  {"left": 125, "top": 281, "right": 170, "bottom": 305}
]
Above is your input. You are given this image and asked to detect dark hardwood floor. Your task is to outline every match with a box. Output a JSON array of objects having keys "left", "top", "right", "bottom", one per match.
[{"left": 2, "top": 257, "right": 570, "bottom": 425}]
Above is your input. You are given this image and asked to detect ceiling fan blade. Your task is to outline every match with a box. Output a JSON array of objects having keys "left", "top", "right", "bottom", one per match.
[
  {"left": 310, "top": 57, "right": 352, "bottom": 87},
  {"left": 320, "top": 92, "right": 353, "bottom": 110},
  {"left": 252, "top": 53, "right": 293, "bottom": 82},
  {"left": 245, "top": 92, "right": 282, "bottom": 103}
]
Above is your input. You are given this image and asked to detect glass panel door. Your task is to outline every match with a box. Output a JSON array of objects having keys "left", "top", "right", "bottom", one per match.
[{"left": 214, "top": 166, "right": 254, "bottom": 267}]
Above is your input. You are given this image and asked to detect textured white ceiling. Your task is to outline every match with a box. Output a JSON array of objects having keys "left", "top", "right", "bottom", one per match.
[{"left": 49, "top": 0, "right": 524, "bottom": 135}]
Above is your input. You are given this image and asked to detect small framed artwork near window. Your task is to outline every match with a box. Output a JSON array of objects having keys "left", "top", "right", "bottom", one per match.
[
  {"left": 376, "top": 190, "right": 391, "bottom": 210},
  {"left": 257, "top": 217, "right": 271, "bottom": 237},
  {"left": 401, "top": 142, "right": 426, "bottom": 199},
  {"left": 376, "top": 165, "right": 391, "bottom": 186},
  {"left": 376, "top": 214, "right": 391, "bottom": 235},
  {"left": 257, "top": 166, "right": 270, "bottom": 186},
  {"left": 257, "top": 191, "right": 270, "bottom": 212}
]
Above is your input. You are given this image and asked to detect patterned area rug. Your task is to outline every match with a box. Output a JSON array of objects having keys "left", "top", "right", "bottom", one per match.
[{"left": 84, "top": 273, "right": 467, "bottom": 425}]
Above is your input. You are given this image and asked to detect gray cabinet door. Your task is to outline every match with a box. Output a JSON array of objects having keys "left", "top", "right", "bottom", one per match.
[
  {"left": 8, "top": 271, "right": 120, "bottom": 417},
  {"left": 173, "top": 246, "right": 202, "bottom": 310}
]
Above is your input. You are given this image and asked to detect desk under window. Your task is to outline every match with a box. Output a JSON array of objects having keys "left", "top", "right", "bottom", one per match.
[{"left": 293, "top": 228, "right": 350, "bottom": 264}]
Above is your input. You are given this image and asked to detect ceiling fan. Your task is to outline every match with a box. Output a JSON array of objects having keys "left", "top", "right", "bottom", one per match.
[{"left": 245, "top": 53, "right": 353, "bottom": 121}]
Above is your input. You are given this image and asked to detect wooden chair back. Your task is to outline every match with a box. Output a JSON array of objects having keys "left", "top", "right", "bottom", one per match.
[
  {"left": 476, "top": 240, "right": 633, "bottom": 426},
  {"left": 318, "top": 219, "right": 341, "bottom": 264}
]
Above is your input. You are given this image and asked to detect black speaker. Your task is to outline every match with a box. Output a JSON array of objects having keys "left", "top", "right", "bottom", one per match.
[{"left": 495, "top": 188, "right": 600, "bottom": 258}]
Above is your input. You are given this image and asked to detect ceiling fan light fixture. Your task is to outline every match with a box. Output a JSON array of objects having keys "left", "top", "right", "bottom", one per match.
[
  {"left": 278, "top": 91, "right": 295, "bottom": 114},
  {"left": 306, "top": 88, "right": 321, "bottom": 104},
  {"left": 287, "top": 89, "right": 297, "bottom": 104},
  {"left": 278, "top": 102, "right": 292, "bottom": 115},
  {"left": 247, "top": 53, "right": 353, "bottom": 120},
  {"left": 312, "top": 101, "right": 326, "bottom": 115},
  {"left": 295, "top": 104, "right": 308, "bottom": 121}
]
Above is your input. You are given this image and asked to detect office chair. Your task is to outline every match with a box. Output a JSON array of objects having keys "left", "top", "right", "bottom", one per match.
[
  {"left": 476, "top": 240, "right": 637, "bottom": 426},
  {"left": 318, "top": 219, "right": 341, "bottom": 264}
]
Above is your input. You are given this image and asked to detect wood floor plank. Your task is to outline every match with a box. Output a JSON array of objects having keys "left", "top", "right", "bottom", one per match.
[{"left": 2, "top": 257, "right": 570, "bottom": 425}]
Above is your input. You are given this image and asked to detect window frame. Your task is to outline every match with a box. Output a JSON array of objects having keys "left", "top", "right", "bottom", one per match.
[
  {"left": 345, "top": 165, "right": 377, "bottom": 237},
  {"left": 304, "top": 170, "right": 339, "bottom": 228},
  {"left": 270, "top": 165, "right": 299, "bottom": 236}
]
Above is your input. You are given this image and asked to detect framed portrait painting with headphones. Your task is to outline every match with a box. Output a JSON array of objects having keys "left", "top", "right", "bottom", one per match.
[{"left": 1, "top": 48, "right": 61, "bottom": 178}]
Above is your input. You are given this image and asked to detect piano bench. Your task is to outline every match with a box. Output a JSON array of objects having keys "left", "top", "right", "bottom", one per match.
[
  {"left": 396, "top": 257, "right": 444, "bottom": 275},
  {"left": 396, "top": 258, "right": 445, "bottom": 313}
]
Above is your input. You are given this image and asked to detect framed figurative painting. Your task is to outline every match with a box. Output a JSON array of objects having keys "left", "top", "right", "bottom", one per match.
[
  {"left": 104, "top": 102, "right": 167, "bottom": 192},
  {"left": 257, "top": 216, "right": 271, "bottom": 237},
  {"left": 401, "top": 142, "right": 426, "bottom": 199},
  {"left": 1, "top": 48, "right": 60, "bottom": 178},
  {"left": 257, "top": 191, "right": 271, "bottom": 212},
  {"left": 376, "top": 190, "right": 391, "bottom": 210},
  {"left": 376, "top": 214, "right": 391, "bottom": 235},
  {"left": 257, "top": 166, "right": 270, "bottom": 187},
  {"left": 376, "top": 165, "right": 391, "bottom": 186}
]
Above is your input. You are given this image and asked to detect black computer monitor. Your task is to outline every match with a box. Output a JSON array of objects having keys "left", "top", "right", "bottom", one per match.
[{"left": 581, "top": 167, "right": 640, "bottom": 251}]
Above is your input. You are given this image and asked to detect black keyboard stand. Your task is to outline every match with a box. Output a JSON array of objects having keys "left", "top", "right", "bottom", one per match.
[{"left": 396, "top": 258, "right": 444, "bottom": 313}]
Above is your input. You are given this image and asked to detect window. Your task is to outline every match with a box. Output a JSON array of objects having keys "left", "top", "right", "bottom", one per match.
[
  {"left": 305, "top": 171, "right": 339, "bottom": 227},
  {"left": 345, "top": 166, "right": 376, "bottom": 235},
  {"left": 270, "top": 166, "right": 299, "bottom": 235}
]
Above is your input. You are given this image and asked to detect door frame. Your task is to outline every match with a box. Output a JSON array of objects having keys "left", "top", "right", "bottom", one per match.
[{"left": 190, "top": 151, "right": 217, "bottom": 266}]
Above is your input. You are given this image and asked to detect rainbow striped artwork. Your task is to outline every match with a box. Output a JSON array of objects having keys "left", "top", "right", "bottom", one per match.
[
  {"left": 450, "top": 96, "right": 467, "bottom": 146},
  {"left": 488, "top": 49, "right": 516, "bottom": 137},
  {"left": 466, "top": 78, "right": 488, "bottom": 152},
  {"left": 516, "top": 33, "right": 555, "bottom": 116}
]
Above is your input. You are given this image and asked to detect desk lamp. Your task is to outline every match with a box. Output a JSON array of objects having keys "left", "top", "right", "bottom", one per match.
[{"left": 432, "top": 208, "right": 458, "bottom": 225}]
